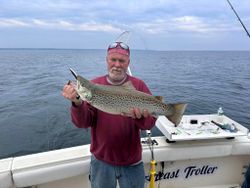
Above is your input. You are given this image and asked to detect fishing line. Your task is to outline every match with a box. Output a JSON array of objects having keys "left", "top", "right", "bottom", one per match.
[
  {"left": 115, "top": 30, "right": 131, "bottom": 44},
  {"left": 115, "top": 31, "right": 153, "bottom": 139},
  {"left": 115, "top": 30, "right": 133, "bottom": 75},
  {"left": 115, "top": 30, "right": 157, "bottom": 188}
]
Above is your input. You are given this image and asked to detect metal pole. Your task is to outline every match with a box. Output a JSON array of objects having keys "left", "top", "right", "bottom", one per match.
[{"left": 149, "top": 160, "right": 156, "bottom": 188}]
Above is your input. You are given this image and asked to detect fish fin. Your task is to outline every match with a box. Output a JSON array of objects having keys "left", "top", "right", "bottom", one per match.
[
  {"left": 154, "top": 96, "right": 163, "bottom": 101},
  {"left": 166, "top": 103, "right": 187, "bottom": 126},
  {"left": 121, "top": 81, "right": 136, "bottom": 90}
]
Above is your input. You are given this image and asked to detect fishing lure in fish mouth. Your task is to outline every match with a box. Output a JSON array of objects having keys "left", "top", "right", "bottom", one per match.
[
  {"left": 69, "top": 68, "right": 80, "bottom": 100},
  {"left": 69, "top": 68, "right": 77, "bottom": 79}
]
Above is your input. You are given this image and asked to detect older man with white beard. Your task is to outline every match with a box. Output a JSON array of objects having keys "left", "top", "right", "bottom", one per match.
[{"left": 62, "top": 42, "right": 156, "bottom": 188}]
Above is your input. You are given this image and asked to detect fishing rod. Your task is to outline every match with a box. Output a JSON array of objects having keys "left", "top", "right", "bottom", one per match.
[
  {"left": 115, "top": 30, "right": 133, "bottom": 75},
  {"left": 226, "top": 0, "right": 250, "bottom": 38},
  {"left": 116, "top": 31, "right": 151, "bottom": 135}
]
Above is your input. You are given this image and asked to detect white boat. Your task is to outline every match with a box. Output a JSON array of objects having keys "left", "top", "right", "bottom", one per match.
[{"left": 1, "top": 114, "right": 250, "bottom": 188}]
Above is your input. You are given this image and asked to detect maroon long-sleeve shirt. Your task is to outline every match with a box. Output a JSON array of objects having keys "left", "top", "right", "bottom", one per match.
[{"left": 71, "top": 75, "right": 156, "bottom": 166}]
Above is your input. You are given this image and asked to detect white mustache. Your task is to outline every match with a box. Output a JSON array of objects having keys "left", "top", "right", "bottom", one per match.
[{"left": 111, "top": 68, "right": 124, "bottom": 72}]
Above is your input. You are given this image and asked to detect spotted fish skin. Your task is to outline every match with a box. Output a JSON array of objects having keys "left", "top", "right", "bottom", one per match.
[{"left": 76, "top": 75, "right": 187, "bottom": 126}]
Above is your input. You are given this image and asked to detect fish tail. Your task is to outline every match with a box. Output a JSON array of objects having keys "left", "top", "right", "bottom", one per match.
[{"left": 166, "top": 103, "right": 187, "bottom": 126}]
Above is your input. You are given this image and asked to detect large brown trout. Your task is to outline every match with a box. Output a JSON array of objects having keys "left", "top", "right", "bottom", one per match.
[{"left": 76, "top": 75, "right": 187, "bottom": 126}]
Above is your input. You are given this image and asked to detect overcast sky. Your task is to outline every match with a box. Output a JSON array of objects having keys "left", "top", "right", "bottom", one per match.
[{"left": 0, "top": 0, "right": 250, "bottom": 50}]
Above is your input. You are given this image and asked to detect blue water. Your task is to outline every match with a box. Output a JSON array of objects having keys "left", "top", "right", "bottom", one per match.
[{"left": 0, "top": 49, "right": 250, "bottom": 159}]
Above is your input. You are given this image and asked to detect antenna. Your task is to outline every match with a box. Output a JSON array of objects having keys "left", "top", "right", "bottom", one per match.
[{"left": 226, "top": 0, "right": 250, "bottom": 38}]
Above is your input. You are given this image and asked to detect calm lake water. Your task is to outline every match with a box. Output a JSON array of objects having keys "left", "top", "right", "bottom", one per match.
[{"left": 0, "top": 49, "right": 250, "bottom": 159}]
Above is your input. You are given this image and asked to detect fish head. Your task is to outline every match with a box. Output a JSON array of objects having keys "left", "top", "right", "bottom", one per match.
[{"left": 76, "top": 75, "right": 93, "bottom": 101}]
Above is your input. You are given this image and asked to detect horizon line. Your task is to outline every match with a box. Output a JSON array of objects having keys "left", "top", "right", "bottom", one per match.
[{"left": 0, "top": 48, "right": 249, "bottom": 52}]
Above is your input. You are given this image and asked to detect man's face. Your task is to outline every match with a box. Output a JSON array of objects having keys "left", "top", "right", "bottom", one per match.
[{"left": 106, "top": 52, "right": 130, "bottom": 82}]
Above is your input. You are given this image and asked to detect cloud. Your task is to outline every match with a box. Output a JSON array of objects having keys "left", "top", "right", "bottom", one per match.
[
  {"left": 0, "top": 16, "right": 240, "bottom": 35},
  {"left": 172, "top": 16, "right": 219, "bottom": 33},
  {"left": 131, "top": 16, "right": 240, "bottom": 34},
  {"left": 0, "top": 18, "right": 30, "bottom": 27},
  {"left": 1, "top": 0, "right": 250, "bottom": 50},
  {"left": 0, "top": 18, "right": 122, "bottom": 32},
  {"left": 1, "top": 1, "right": 249, "bottom": 36}
]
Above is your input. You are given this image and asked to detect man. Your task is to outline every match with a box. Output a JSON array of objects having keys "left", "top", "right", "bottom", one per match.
[{"left": 62, "top": 42, "right": 156, "bottom": 188}]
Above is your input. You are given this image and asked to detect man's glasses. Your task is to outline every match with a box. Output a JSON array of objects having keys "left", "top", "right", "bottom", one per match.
[{"left": 108, "top": 42, "right": 129, "bottom": 50}]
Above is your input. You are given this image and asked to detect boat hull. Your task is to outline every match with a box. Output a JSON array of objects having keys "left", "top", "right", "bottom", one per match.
[{"left": 1, "top": 136, "right": 250, "bottom": 188}]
